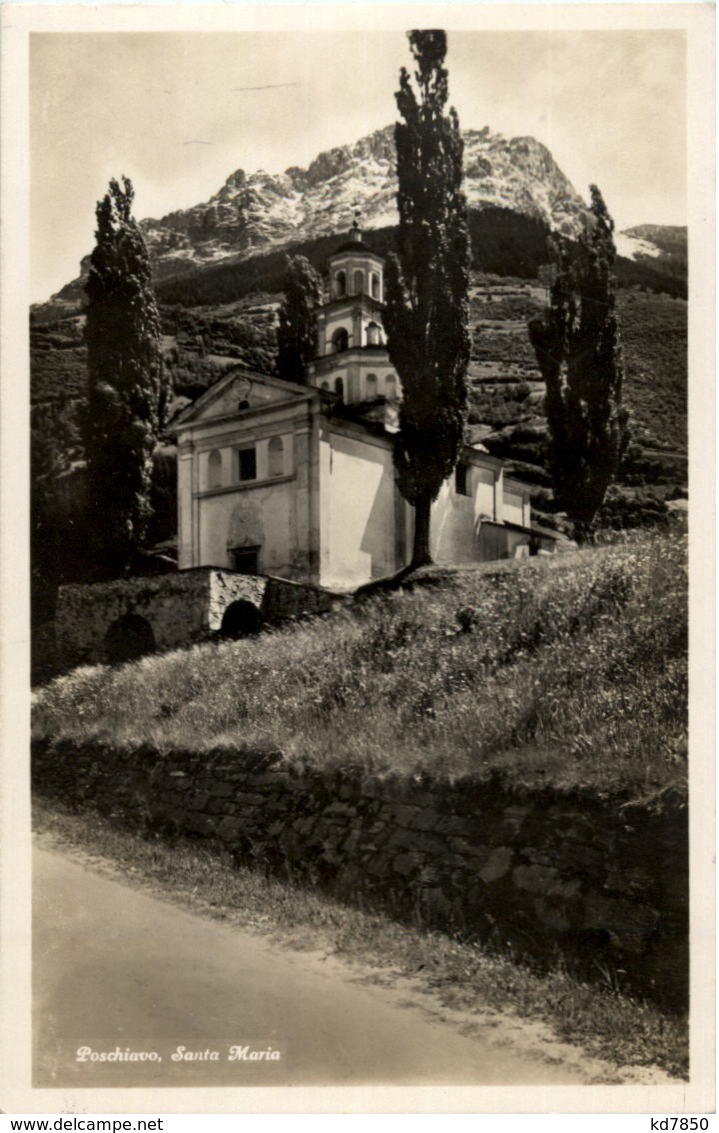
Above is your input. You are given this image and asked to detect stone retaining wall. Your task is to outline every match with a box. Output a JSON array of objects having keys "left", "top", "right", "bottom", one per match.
[
  {"left": 55, "top": 570, "right": 338, "bottom": 669},
  {"left": 32, "top": 738, "right": 688, "bottom": 1012}
]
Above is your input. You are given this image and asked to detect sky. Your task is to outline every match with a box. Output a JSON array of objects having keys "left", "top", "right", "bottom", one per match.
[{"left": 30, "top": 29, "right": 686, "bottom": 302}]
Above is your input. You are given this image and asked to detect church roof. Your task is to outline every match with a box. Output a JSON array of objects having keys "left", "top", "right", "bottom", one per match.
[
  {"left": 170, "top": 366, "right": 314, "bottom": 429},
  {"left": 329, "top": 217, "right": 384, "bottom": 260},
  {"left": 333, "top": 238, "right": 374, "bottom": 254}
]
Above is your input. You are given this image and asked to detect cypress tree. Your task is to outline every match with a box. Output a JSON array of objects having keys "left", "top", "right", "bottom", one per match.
[
  {"left": 84, "top": 177, "right": 166, "bottom": 576},
  {"left": 31, "top": 402, "right": 83, "bottom": 619},
  {"left": 528, "top": 185, "right": 630, "bottom": 542},
  {"left": 276, "top": 254, "right": 322, "bottom": 385},
  {"left": 383, "top": 29, "right": 471, "bottom": 567}
]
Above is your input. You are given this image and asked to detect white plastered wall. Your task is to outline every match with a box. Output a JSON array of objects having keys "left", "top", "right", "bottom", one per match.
[
  {"left": 319, "top": 426, "right": 398, "bottom": 589},
  {"left": 198, "top": 480, "right": 297, "bottom": 576},
  {"left": 430, "top": 459, "right": 528, "bottom": 565},
  {"left": 175, "top": 391, "right": 320, "bottom": 581}
]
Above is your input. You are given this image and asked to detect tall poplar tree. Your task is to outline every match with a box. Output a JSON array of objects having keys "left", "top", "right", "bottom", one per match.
[
  {"left": 84, "top": 177, "right": 166, "bottom": 576},
  {"left": 528, "top": 185, "right": 630, "bottom": 542},
  {"left": 276, "top": 255, "right": 322, "bottom": 385},
  {"left": 383, "top": 29, "right": 471, "bottom": 567}
]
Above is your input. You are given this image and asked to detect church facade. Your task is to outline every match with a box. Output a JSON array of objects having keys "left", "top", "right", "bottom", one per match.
[{"left": 173, "top": 227, "right": 536, "bottom": 592}]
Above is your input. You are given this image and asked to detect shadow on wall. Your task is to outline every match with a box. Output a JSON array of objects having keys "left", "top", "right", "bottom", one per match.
[{"left": 219, "top": 599, "right": 262, "bottom": 638}]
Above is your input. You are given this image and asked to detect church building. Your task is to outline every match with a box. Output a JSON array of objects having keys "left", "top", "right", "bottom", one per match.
[{"left": 173, "top": 224, "right": 536, "bottom": 591}]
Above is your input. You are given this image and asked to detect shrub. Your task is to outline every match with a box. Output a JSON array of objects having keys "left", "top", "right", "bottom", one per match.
[{"left": 597, "top": 489, "right": 670, "bottom": 531}]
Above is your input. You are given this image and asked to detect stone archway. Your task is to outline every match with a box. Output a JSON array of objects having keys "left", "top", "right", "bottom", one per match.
[
  {"left": 104, "top": 613, "right": 156, "bottom": 664},
  {"left": 220, "top": 600, "right": 262, "bottom": 639}
]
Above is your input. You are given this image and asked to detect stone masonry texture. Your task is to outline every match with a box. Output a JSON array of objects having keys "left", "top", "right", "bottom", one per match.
[
  {"left": 55, "top": 570, "right": 338, "bottom": 669},
  {"left": 32, "top": 739, "right": 688, "bottom": 1011}
]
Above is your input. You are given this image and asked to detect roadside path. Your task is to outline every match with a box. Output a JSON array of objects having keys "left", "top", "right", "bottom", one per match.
[{"left": 34, "top": 842, "right": 592, "bottom": 1090}]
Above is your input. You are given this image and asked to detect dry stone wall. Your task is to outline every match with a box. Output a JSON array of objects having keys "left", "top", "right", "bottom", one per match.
[{"left": 32, "top": 738, "right": 688, "bottom": 1012}]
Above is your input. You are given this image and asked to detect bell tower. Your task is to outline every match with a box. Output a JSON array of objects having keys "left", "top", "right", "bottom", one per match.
[{"left": 309, "top": 215, "right": 400, "bottom": 408}]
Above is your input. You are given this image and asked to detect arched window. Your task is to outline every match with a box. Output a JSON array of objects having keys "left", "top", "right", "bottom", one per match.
[
  {"left": 331, "top": 328, "right": 349, "bottom": 353},
  {"left": 366, "top": 321, "right": 381, "bottom": 346},
  {"left": 365, "top": 373, "right": 378, "bottom": 400},
  {"left": 268, "top": 436, "right": 284, "bottom": 478},
  {"left": 335, "top": 270, "right": 346, "bottom": 298},
  {"left": 208, "top": 449, "right": 222, "bottom": 490},
  {"left": 320, "top": 381, "right": 330, "bottom": 391},
  {"left": 385, "top": 375, "right": 397, "bottom": 400},
  {"left": 371, "top": 272, "right": 380, "bottom": 299},
  {"left": 334, "top": 377, "right": 344, "bottom": 402},
  {"left": 353, "top": 269, "right": 364, "bottom": 295},
  {"left": 238, "top": 399, "right": 250, "bottom": 411}
]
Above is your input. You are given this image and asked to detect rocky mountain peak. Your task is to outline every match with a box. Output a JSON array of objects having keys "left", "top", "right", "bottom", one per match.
[
  {"left": 52, "top": 124, "right": 592, "bottom": 302},
  {"left": 288, "top": 125, "right": 397, "bottom": 192},
  {"left": 133, "top": 123, "right": 589, "bottom": 283}
]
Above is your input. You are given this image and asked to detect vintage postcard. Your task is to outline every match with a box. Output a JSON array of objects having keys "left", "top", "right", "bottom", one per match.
[{"left": 0, "top": 1, "right": 714, "bottom": 1117}]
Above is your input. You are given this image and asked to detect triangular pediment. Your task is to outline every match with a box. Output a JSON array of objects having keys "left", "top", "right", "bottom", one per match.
[{"left": 173, "top": 368, "right": 313, "bottom": 428}]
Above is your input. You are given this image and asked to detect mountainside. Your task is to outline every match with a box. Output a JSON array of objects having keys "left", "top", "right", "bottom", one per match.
[
  {"left": 54, "top": 125, "right": 587, "bottom": 302},
  {"left": 143, "top": 125, "right": 588, "bottom": 268},
  {"left": 615, "top": 224, "right": 687, "bottom": 286},
  {"left": 620, "top": 225, "right": 687, "bottom": 257},
  {"left": 32, "top": 270, "right": 687, "bottom": 461}
]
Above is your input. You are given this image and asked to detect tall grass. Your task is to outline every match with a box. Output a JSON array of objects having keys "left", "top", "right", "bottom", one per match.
[{"left": 34, "top": 532, "right": 687, "bottom": 797}]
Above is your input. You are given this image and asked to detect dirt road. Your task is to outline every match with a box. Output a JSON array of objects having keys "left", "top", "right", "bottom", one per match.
[{"left": 34, "top": 843, "right": 598, "bottom": 1089}]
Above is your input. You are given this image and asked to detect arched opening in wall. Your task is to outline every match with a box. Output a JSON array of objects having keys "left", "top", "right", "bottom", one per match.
[
  {"left": 104, "top": 614, "right": 156, "bottom": 665},
  {"left": 334, "top": 377, "right": 344, "bottom": 402},
  {"left": 331, "top": 328, "right": 349, "bottom": 353},
  {"left": 220, "top": 600, "right": 262, "bottom": 639},
  {"left": 321, "top": 381, "right": 330, "bottom": 390},
  {"left": 370, "top": 272, "right": 380, "bottom": 299},
  {"left": 353, "top": 269, "right": 364, "bottom": 295},
  {"left": 366, "top": 373, "right": 378, "bottom": 399},
  {"left": 366, "top": 321, "right": 381, "bottom": 346},
  {"left": 335, "top": 270, "right": 346, "bottom": 298},
  {"left": 207, "top": 449, "right": 222, "bottom": 489},
  {"left": 268, "top": 435, "right": 284, "bottom": 477},
  {"left": 238, "top": 399, "right": 250, "bottom": 412}
]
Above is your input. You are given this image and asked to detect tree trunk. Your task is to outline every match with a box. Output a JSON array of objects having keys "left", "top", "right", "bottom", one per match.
[
  {"left": 411, "top": 494, "right": 433, "bottom": 568},
  {"left": 572, "top": 517, "right": 596, "bottom": 545}
]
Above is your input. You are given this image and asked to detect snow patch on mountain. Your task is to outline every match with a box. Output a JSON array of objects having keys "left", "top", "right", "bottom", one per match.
[
  {"left": 615, "top": 232, "right": 662, "bottom": 261},
  {"left": 138, "top": 125, "right": 588, "bottom": 279}
]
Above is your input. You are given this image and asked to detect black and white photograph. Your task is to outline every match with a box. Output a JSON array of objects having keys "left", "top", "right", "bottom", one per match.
[{"left": 0, "top": 1, "right": 714, "bottom": 1117}]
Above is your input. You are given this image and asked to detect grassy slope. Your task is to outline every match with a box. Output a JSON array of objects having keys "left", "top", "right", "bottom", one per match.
[{"left": 34, "top": 532, "right": 688, "bottom": 800}]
